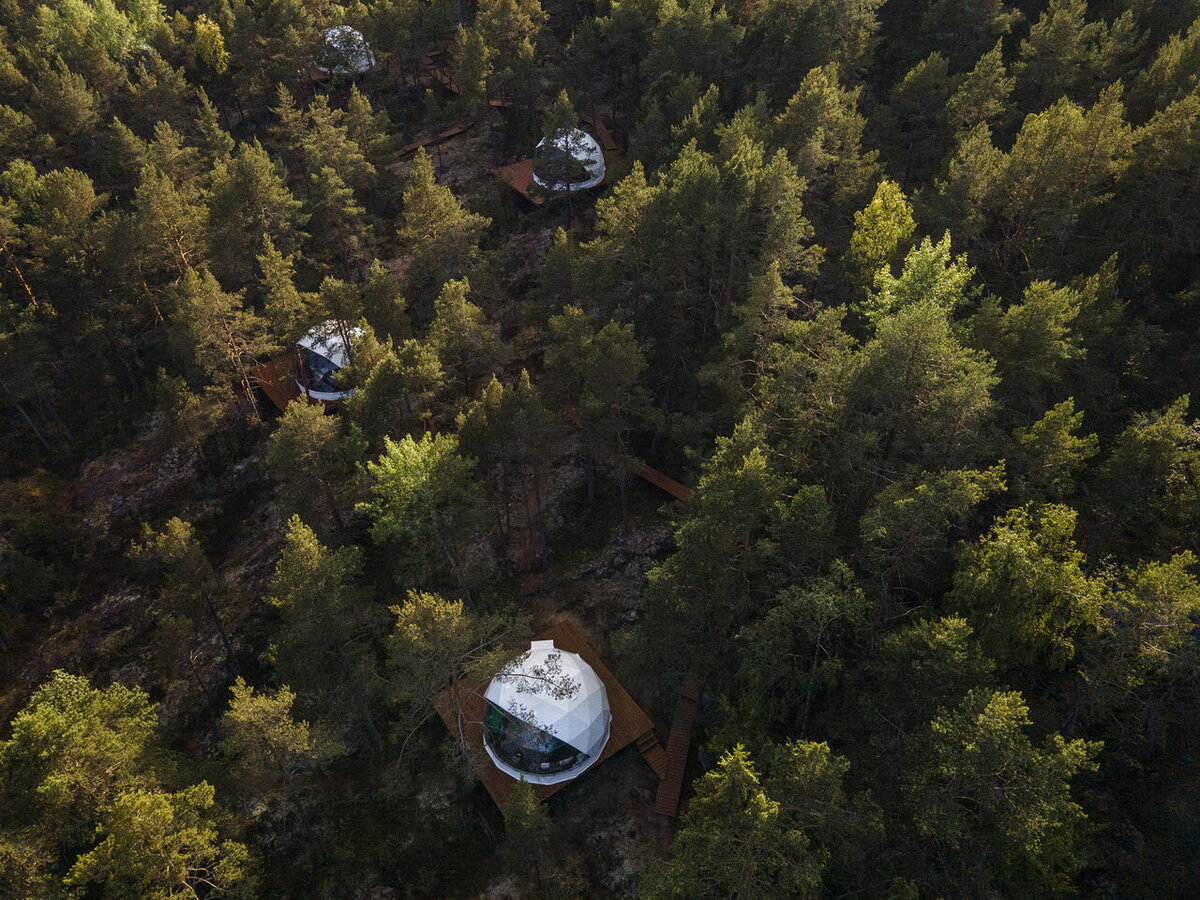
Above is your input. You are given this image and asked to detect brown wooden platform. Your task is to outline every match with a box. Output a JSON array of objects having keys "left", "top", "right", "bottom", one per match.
[
  {"left": 434, "top": 618, "right": 667, "bottom": 810},
  {"left": 252, "top": 354, "right": 301, "bottom": 414},
  {"left": 493, "top": 158, "right": 544, "bottom": 205},
  {"left": 653, "top": 678, "right": 699, "bottom": 817}
]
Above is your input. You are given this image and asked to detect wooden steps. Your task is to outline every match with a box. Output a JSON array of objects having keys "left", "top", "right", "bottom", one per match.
[
  {"left": 636, "top": 729, "right": 669, "bottom": 779},
  {"left": 653, "top": 679, "right": 699, "bottom": 817}
]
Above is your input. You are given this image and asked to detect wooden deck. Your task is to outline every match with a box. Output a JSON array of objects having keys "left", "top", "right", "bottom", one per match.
[
  {"left": 493, "top": 117, "right": 623, "bottom": 204},
  {"left": 653, "top": 678, "right": 699, "bottom": 817},
  {"left": 251, "top": 354, "right": 301, "bottom": 414},
  {"left": 493, "top": 158, "right": 544, "bottom": 205},
  {"left": 434, "top": 618, "right": 667, "bottom": 810}
]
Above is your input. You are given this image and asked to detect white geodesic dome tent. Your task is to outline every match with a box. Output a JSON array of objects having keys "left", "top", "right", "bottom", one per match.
[
  {"left": 532, "top": 129, "right": 606, "bottom": 193},
  {"left": 319, "top": 25, "right": 375, "bottom": 75},
  {"left": 295, "top": 320, "right": 361, "bottom": 402},
  {"left": 483, "top": 639, "right": 612, "bottom": 785}
]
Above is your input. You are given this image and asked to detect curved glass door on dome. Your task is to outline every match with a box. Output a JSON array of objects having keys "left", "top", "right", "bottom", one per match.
[
  {"left": 485, "top": 701, "right": 589, "bottom": 776},
  {"left": 296, "top": 346, "right": 343, "bottom": 395}
]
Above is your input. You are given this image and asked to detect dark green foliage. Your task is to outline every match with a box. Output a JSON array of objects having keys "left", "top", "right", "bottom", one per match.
[
  {"left": 3, "top": 1, "right": 1200, "bottom": 896},
  {"left": 902, "top": 688, "right": 1100, "bottom": 896},
  {"left": 0, "top": 672, "right": 254, "bottom": 898}
]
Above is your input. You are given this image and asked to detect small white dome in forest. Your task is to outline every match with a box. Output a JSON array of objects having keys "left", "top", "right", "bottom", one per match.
[
  {"left": 295, "top": 320, "right": 361, "bottom": 402},
  {"left": 532, "top": 129, "right": 606, "bottom": 193},
  {"left": 320, "top": 26, "right": 375, "bottom": 75},
  {"left": 483, "top": 640, "right": 612, "bottom": 785}
]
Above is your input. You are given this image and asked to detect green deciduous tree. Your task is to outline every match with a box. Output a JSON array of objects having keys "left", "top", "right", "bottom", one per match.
[
  {"left": 359, "top": 432, "right": 491, "bottom": 600},
  {"left": 1013, "top": 398, "right": 1099, "bottom": 499},
  {"left": 0, "top": 672, "right": 162, "bottom": 847},
  {"left": 949, "top": 503, "right": 1102, "bottom": 671},
  {"left": 64, "top": 782, "right": 255, "bottom": 900},
  {"left": 0, "top": 671, "right": 252, "bottom": 899},
  {"left": 846, "top": 179, "right": 916, "bottom": 292},
  {"left": 903, "top": 688, "right": 1099, "bottom": 897}
]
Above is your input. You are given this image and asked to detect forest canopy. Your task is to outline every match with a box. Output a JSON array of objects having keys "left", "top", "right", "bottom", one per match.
[{"left": 2, "top": 0, "right": 1200, "bottom": 897}]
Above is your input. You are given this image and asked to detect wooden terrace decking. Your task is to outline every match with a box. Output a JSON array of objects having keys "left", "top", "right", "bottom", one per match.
[
  {"left": 493, "top": 158, "right": 544, "bottom": 205},
  {"left": 252, "top": 354, "right": 301, "bottom": 414},
  {"left": 434, "top": 618, "right": 667, "bottom": 810}
]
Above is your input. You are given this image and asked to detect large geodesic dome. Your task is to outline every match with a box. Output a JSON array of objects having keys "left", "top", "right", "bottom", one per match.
[
  {"left": 483, "top": 639, "right": 612, "bottom": 785},
  {"left": 319, "top": 25, "right": 375, "bottom": 75},
  {"left": 532, "top": 129, "right": 606, "bottom": 193}
]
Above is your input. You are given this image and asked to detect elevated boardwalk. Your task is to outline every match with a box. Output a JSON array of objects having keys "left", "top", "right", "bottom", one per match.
[
  {"left": 398, "top": 123, "right": 473, "bottom": 158},
  {"left": 424, "top": 50, "right": 512, "bottom": 107},
  {"left": 632, "top": 460, "right": 691, "bottom": 501},
  {"left": 653, "top": 678, "right": 699, "bottom": 817},
  {"left": 434, "top": 618, "right": 667, "bottom": 810}
]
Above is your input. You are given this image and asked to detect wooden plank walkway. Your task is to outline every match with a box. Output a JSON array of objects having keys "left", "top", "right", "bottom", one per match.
[
  {"left": 653, "top": 678, "right": 699, "bottom": 817},
  {"left": 398, "top": 123, "right": 472, "bottom": 157},
  {"left": 434, "top": 619, "right": 667, "bottom": 811},
  {"left": 632, "top": 460, "right": 691, "bottom": 501},
  {"left": 423, "top": 50, "right": 512, "bottom": 107}
]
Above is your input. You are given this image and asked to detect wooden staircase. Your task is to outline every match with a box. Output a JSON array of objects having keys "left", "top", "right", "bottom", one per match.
[
  {"left": 635, "top": 729, "right": 669, "bottom": 779},
  {"left": 653, "top": 679, "right": 699, "bottom": 817}
]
